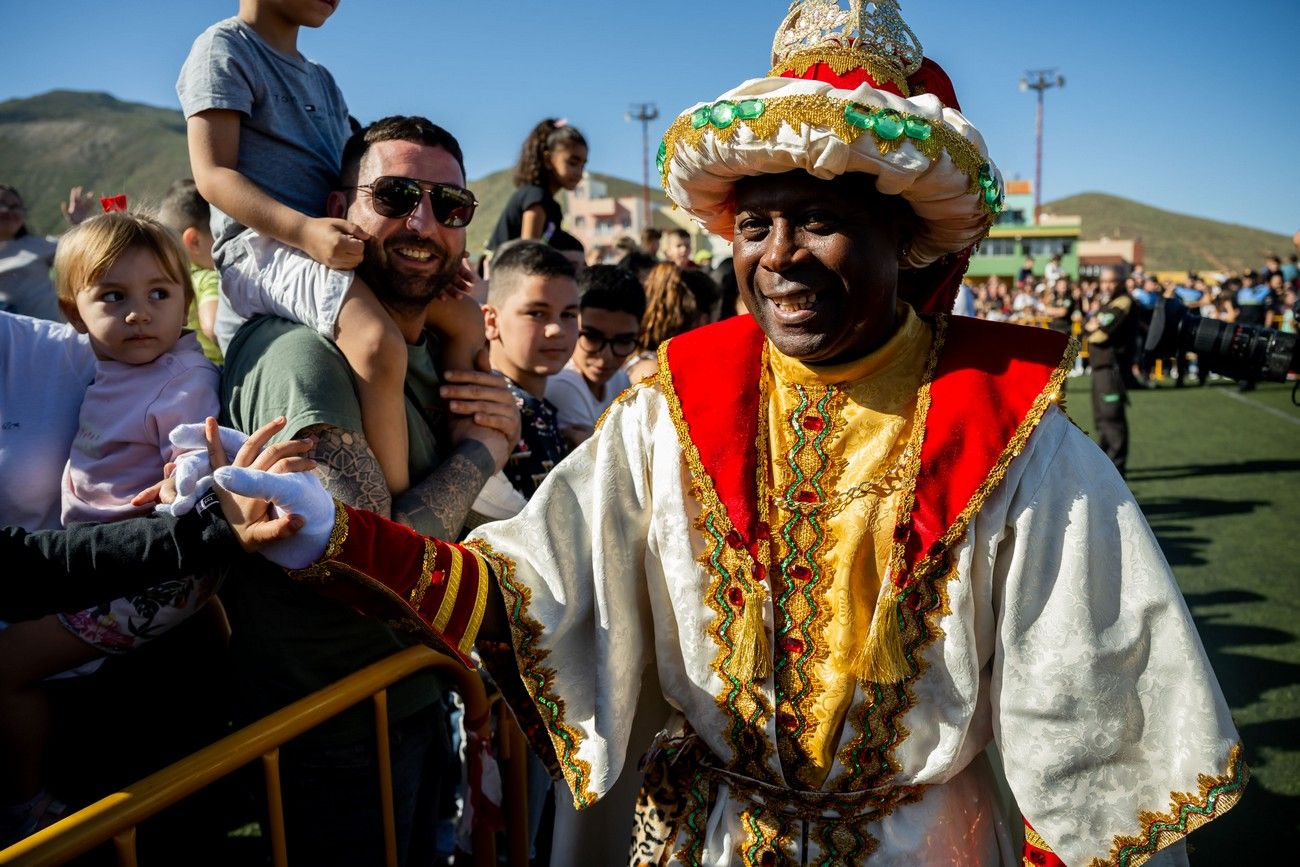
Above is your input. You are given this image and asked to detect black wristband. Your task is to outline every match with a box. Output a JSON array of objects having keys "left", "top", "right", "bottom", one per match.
[{"left": 195, "top": 490, "right": 221, "bottom": 518}]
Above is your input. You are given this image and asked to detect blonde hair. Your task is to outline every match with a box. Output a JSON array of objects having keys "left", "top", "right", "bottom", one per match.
[
  {"left": 639, "top": 263, "right": 699, "bottom": 352},
  {"left": 54, "top": 211, "right": 194, "bottom": 319}
]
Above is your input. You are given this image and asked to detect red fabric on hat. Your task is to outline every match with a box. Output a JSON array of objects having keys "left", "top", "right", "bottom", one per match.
[
  {"left": 776, "top": 63, "right": 907, "bottom": 98},
  {"left": 907, "top": 57, "right": 962, "bottom": 111}
]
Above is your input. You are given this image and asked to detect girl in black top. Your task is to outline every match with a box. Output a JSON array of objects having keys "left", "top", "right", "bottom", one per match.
[{"left": 486, "top": 119, "right": 588, "bottom": 258}]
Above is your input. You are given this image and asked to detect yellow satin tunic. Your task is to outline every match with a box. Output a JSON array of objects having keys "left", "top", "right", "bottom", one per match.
[{"left": 762, "top": 306, "right": 933, "bottom": 789}]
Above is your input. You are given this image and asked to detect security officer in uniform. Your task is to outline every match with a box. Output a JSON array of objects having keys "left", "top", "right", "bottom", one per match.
[{"left": 1086, "top": 268, "right": 1138, "bottom": 476}]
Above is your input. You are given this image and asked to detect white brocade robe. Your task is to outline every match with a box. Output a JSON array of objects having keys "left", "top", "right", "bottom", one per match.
[{"left": 469, "top": 380, "right": 1243, "bottom": 867}]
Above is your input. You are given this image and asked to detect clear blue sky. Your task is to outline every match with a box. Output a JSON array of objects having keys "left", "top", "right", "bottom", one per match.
[{"left": 4, "top": 0, "right": 1298, "bottom": 238}]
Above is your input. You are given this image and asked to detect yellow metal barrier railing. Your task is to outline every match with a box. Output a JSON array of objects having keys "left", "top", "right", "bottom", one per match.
[{"left": 0, "top": 645, "right": 520, "bottom": 867}]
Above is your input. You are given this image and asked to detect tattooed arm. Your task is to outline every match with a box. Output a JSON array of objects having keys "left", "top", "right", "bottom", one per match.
[
  {"left": 300, "top": 424, "right": 497, "bottom": 540},
  {"left": 300, "top": 365, "right": 520, "bottom": 540}
]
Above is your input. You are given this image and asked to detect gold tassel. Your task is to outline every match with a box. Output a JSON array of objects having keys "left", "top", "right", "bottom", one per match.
[
  {"left": 729, "top": 592, "right": 771, "bottom": 682},
  {"left": 851, "top": 574, "right": 911, "bottom": 684}
]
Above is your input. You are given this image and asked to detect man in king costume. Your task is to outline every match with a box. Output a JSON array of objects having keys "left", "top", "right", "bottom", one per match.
[{"left": 229, "top": 2, "right": 1243, "bottom": 863}]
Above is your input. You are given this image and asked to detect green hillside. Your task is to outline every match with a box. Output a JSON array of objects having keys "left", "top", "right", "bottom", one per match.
[
  {"left": 0, "top": 91, "right": 192, "bottom": 234},
  {"left": 1043, "top": 192, "right": 1291, "bottom": 274}
]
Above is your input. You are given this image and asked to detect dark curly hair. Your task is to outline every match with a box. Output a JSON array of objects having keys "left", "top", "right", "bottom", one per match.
[
  {"left": 513, "top": 119, "right": 588, "bottom": 189},
  {"left": 0, "top": 185, "right": 29, "bottom": 238}
]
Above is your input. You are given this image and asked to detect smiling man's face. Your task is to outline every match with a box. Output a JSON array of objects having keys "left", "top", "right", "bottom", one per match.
[
  {"left": 339, "top": 138, "right": 467, "bottom": 313},
  {"left": 731, "top": 170, "right": 908, "bottom": 364}
]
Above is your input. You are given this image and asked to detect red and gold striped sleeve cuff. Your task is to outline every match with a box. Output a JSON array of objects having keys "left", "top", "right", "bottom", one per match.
[{"left": 287, "top": 502, "right": 491, "bottom": 668}]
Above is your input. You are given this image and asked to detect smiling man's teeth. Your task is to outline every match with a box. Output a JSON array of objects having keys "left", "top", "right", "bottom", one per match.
[
  {"left": 395, "top": 247, "right": 432, "bottom": 261},
  {"left": 773, "top": 293, "right": 816, "bottom": 312}
]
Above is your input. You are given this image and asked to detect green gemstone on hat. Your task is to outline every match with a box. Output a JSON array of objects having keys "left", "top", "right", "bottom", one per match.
[
  {"left": 656, "top": 140, "right": 667, "bottom": 173},
  {"left": 843, "top": 103, "right": 875, "bottom": 130},
  {"left": 691, "top": 107, "right": 711, "bottom": 129},
  {"left": 984, "top": 185, "right": 1000, "bottom": 206},
  {"left": 737, "top": 99, "right": 765, "bottom": 120},
  {"left": 903, "top": 117, "right": 932, "bottom": 141},
  {"left": 872, "top": 111, "right": 905, "bottom": 141},
  {"left": 710, "top": 101, "right": 737, "bottom": 129}
]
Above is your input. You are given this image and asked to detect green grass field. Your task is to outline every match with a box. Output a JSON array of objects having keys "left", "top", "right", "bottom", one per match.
[{"left": 1064, "top": 374, "right": 1300, "bottom": 859}]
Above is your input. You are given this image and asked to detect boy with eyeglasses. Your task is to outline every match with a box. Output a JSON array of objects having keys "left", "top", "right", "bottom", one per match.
[
  {"left": 178, "top": 0, "right": 482, "bottom": 497},
  {"left": 545, "top": 265, "right": 646, "bottom": 447},
  {"left": 482, "top": 241, "right": 581, "bottom": 499}
]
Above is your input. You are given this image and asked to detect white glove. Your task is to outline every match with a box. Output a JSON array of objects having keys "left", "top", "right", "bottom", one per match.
[
  {"left": 213, "top": 464, "right": 336, "bottom": 569},
  {"left": 158, "top": 423, "right": 250, "bottom": 516}
]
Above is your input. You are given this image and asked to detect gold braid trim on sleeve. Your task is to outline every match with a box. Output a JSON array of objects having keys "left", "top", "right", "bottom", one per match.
[
  {"left": 1090, "top": 743, "right": 1248, "bottom": 867},
  {"left": 284, "top": 500, "right": 350, "bottom": 583}
]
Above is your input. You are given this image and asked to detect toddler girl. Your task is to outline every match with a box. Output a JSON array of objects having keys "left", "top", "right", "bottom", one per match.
[{"left": 0, "top": 211, "right": 220, "bottom": 844}]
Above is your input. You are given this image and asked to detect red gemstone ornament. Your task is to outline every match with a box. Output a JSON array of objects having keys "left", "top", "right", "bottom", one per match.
[
  {"left": 788, "top": 565, "right": 812, "bottom": 582},
  {"left": 430, "top": 569, "right": 447, "bottom": 586},
  {"left": 778, "top": 635, "right": 805, "bottom": 654},
  {"left": 756, "top": 522, "right": 772, "bottom": 541},
  {"left": 801, "top": 415, "right": 825, "bottom": 432},
  {"left": 776, "top": 711, "right": 799, "bottom": 731},
  {"left": 793, "top": 489, "right": 819, "bottom": 504},
  {"left": 725, "top": 530, "right": 745, "bottom": 550},
  {"left": 906, "top": 591, "right": 923, "bottom": 611},
  {"left": 727, "top": 586, "right": 744, "bottom": 608}
]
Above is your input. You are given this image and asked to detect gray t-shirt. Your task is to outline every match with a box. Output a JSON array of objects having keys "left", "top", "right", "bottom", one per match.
[{"left": 176, "top": 17, "right": 350, "bottom": 270}]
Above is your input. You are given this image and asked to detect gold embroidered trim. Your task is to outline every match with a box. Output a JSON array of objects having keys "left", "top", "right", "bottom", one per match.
[
  {"left": 1023, "top": 823, "right": 1053, "bottom": 851},
  {"left": 464, "top": 538, "right": 597, "bottom": 807},
  {"left": 655, "top": 340, "right": 778, "bottom": 781},
  {"left": 284, "top": 501, "right": 349, "bottom": 582},
  {"left": 432, "top": 545, "right": 464, "bottom": 632},
  {"left": 324, "top": 499, "right": 348, "bottom": 559},
  {"left": 593, "top": 376, "right": 656, "bottom": 434},
  {"left": 410, "top": 538, "right": 437, "bottom": 608},
  {"left": 907, "top": 336, "right": 1079, "bottom": 586},
  {"left": 765, "top": 377, "right": 848, "bottom": 789},
  {"left": 769, "top": 46, "right": 911, "bottom": 95},
  {"left": 460, "top": 550, "right": 490, "bottom": 655},
  {"left": 660, "top": 94, "right": 989, "bottom": 205},
  {"left": 827, "top": 316, "right": 942, "bottom": 791},
  {"left": 1091, "top": 743, "right": 1248, "bottom": 867}
]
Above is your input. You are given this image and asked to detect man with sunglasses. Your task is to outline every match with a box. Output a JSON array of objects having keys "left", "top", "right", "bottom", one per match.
[
  {"left": 545, "top": 265, "right": 646, "bottom": 447},
  {"left": 218, "top": 115, "right": 520, "bottom": 866}
]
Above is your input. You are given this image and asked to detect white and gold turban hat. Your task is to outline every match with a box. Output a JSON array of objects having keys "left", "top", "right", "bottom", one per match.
[{"left": 658, "top": 1, "right": 1005, "bottom": 306}]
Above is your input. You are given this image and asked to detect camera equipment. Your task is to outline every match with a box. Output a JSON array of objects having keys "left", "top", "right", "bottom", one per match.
[{"left": 1144, "top": 297, "right": 1297, "bottom": 384}]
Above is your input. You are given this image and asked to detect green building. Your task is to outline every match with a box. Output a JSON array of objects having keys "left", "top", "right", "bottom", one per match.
[{"left": 965, "top": 179, "right": 1081, "bottom": 283}]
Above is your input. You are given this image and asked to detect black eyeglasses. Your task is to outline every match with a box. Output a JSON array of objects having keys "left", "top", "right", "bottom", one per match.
[
  {"left": 578, "top": 329, "right": 639, "bottom": 357},
  {"left": 354, "top": 176, "right": 478, "bottom": 227}
]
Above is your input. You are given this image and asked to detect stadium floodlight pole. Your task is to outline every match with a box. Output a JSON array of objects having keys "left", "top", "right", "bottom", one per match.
[
  {"left": 625, "top": 103, "right": 660, "bottom": 230},
  {"left": 1019, "top": 69, "right": 1065, "bottom": 225}
]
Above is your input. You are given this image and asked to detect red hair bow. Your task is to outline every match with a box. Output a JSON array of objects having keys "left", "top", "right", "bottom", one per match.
[{"left": 100, "top": 194, "right": 128, "bottom": 213}]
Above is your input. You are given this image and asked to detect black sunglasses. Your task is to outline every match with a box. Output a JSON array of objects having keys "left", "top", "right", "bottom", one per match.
[
  {"left": 354, "top": 176, "right": 478, "bottom": 227},
  {"left": 578, "top": 329, "right": 639, "bottom": 357}
]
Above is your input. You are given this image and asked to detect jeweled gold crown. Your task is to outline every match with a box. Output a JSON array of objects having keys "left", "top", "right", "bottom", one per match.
[{"left": 772, "top": 0, "right": 923, "bottom": 80}]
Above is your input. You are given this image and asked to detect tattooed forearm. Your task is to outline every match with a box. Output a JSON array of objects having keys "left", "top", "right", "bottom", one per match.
[
  {"left": 393, "top": 439, "right": 495, "bottom": 539},
  {"left": 300, "top": 424, "right": 392, "bottom": 515}
]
